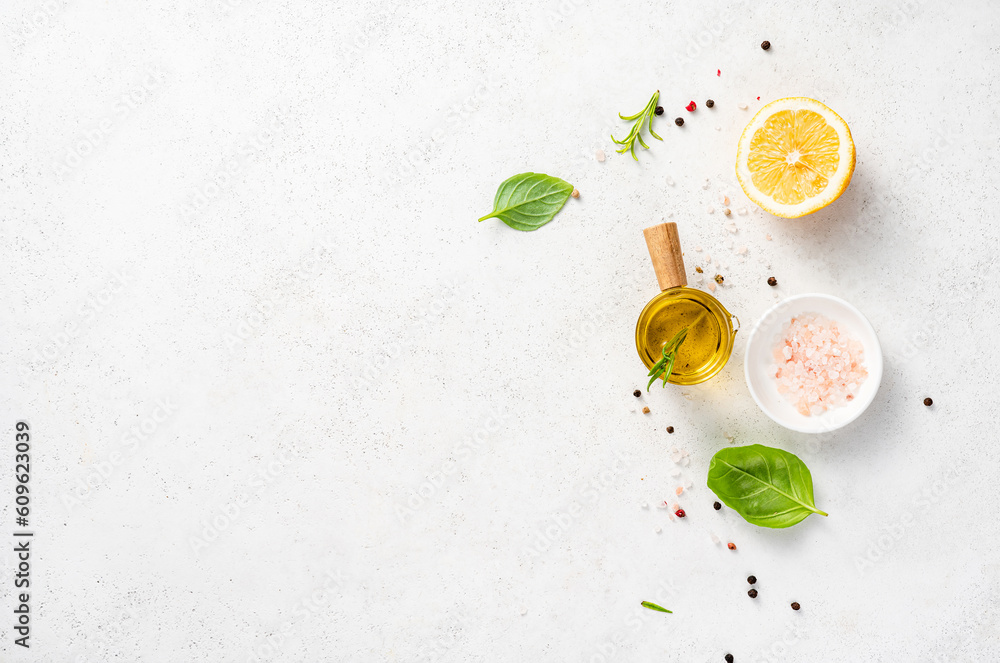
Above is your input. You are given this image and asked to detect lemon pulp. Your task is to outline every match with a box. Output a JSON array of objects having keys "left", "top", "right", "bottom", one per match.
[{"left": 748, "top": 110, "right": 840, "bottom": 205}]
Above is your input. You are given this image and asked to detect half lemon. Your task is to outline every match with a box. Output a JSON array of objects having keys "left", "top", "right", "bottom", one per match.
[{"left": 736, "top": 98, "right": 855, "bottom": 218}]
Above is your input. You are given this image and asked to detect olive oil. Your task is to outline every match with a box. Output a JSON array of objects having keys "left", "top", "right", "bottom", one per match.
[{"left": 636, "top": 223, "right": 738, "bottom": 385}]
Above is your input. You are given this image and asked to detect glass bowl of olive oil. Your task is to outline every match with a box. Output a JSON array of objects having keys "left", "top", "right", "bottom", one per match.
[{"left": 636, "top": 223, "right": 738, "bottom": 386}]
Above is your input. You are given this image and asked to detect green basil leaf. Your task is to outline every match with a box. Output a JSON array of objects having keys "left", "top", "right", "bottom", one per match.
[
  {"left": 707, "top": 444, "right": 828, "bottom": 529},
  {"left": 478, "top": 172, "right": 574, "bottom": 231}
]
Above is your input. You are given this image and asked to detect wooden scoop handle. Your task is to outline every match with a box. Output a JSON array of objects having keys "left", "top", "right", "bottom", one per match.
[{"left": 643, "top": 222, "right": 687, "bottom": 291}]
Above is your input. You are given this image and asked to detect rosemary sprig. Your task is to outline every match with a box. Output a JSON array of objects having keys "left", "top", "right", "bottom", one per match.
[
  {"left": 646, "top": 327, "right": 688, "bottom": 389},
  {"left": 640, "top": 601, "right": 672, "bottom": 613},
  {"left": 611, "top": 91, "right": 663, "bottom": 161}
]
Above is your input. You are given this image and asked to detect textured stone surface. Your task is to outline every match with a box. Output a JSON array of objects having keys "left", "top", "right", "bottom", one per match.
[{"left": 1, "top": 0, "right": 999, "bottom": 660}]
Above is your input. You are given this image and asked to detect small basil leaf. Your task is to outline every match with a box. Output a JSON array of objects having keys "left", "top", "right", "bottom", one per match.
[
  {"left": 478, "top": 172, "right": 574, "bottom": 231},
  {"left": 707, "top": 444, "right": 828, "bottom": 529}
]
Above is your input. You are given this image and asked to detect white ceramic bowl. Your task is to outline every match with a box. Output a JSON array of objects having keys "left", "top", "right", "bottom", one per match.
[{"left": 744, "top": 293, "right": 883, "bottom": 433}]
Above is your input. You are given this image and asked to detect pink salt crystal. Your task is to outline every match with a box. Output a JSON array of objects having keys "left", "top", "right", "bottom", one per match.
[
  {"left": 709, "top": 283, "right": 717, "bottom": 292},
  {"left": 675, "top": 486, "right": 684, "bottom": 496},
  {"left": 771, "top": 313, "right": 868, "bottom": 416}
]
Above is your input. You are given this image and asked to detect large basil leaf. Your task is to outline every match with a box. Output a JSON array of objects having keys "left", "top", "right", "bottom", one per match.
[
  {"left": 707, "top": 444, "right": 828, "bottom": 528},
  {"left": 478, "top": 172, "right": 574, "bottom": 231}
]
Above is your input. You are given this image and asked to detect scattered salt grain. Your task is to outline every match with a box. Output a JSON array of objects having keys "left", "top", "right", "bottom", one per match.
[
  {"left": 772, "top": 313, "right": 869, "bottom": 416},
  {"left": 707, "top": 206, "right": 715, "bottom": 214},
  {"left": 765, "top": 233, "right": 772, "bottom": 241},
  {"left": 710, "top": 532, "right": 721, "bottom": 544},
  {"left": 739, "top": 103, "right": 748, "bottom": 110},
  {"left": 596, "top": 149, "right": 606, "bottom": 162},
  {"left": 641, "top": 502, "right": 648, "bottom": 509},
  {"left": 737, "top": 207, "right": 748, "bottom": 215},
  {"left": 521, "top": 606, "right": 528, "bottom": 615},
  {"left": 695, "top": 246, "right": 703, "bottom": 252},
  {"left": 670, "top": 468, "right": 682, "bottom": 477},
  {"left": 709, "top": 283, "right": 716, "bottom": 291},
  {"left": 715, "top": 126, "right": 721, "bottom": 131},
  {"left": 666, "top": 176, "right": 675, "bottom": 186},
  {"left": 655, "top": 526, "right": 662, "bottom": 533},
  {"left": 737, "top": 246, "right": 748, "bottom": 255},
  {"left": 657, "top": 501, "right": 670, "bottom": 510}
]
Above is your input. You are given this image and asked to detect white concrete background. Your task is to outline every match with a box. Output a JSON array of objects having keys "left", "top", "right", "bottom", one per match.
[{"left": 2, "top": 0, "right": 999, "bottom": 660}]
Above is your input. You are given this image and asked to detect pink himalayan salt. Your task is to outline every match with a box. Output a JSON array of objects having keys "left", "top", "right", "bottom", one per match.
[{"left": 771, "top": 313, "right": 868, "bottom": 416}]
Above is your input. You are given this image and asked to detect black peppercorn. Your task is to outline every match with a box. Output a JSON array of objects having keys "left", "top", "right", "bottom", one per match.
[
  {"left": 674, "top": 117, "right": 684, "bottom": 126},
  {"left": 634, "top": 389, "right": 641, "bottom": 398},
  {"left": 747, "top": 575, "right": 757, "bottom": 585},
  {"left": 713, "top": 501, "right": 722, "bottom": 510},
  {"left": 767, "top": 276, "right": 777, "bottom": 286},
  {"left": 761, "top": 40, "right": 771, "bottom": 50},
  {"left": 655, "top": 105, "right": 664, "bottom": 116},
  {"left": 791, "top": 602, "right": 801, "bottom": 610},
  {"left": 706, "top": 99, "right": 715, "bottom": 108},
  {"left": 923, "top": 397, "right": 933, "bottom": 406},
  {"left": 748, "top": 589, "right": 758, "bottom": 598},
  {"left": 666, "top": 426, "right": 674, "bottom": 433},
  {"left": 725, "top": 654, "right": 734, "bottom": 663}
]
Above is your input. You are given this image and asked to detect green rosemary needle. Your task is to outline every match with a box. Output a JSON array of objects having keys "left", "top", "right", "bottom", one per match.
[
  {"left": 646, "top": 327, "right": 688, "bottom": 389},
  {"left": 640, "top": 601, "right": 673, "bottom": 613},
  {"left": 611, "top": 91, "right": 663, "bottom": 161}
]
